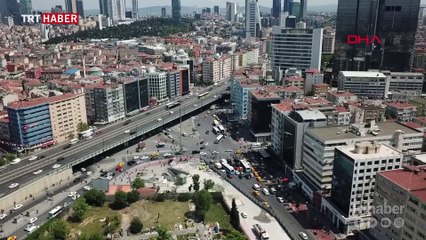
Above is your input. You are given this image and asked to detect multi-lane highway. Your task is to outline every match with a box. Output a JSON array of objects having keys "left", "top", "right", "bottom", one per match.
[{"left": 0, "top": 84, "right": 228, "bottom": 196}]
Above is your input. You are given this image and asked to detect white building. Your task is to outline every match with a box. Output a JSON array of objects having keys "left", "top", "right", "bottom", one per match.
[
  {"left": 338, "top": 71, "right": 388, "bottom": 99},
  {"left": 386, "top": 72, "right": 424, "bottom": 96},
  {"left": 202, "top": 57, "right": 232, "bottom": 84},
  {"left": 299, "top": 121, "right": 423, "bottom": 198},
  {"left": 271, "top": 102, "right": 293, "bottom": 160},
  {"left": 271, "top": 26, "right": 323, "bottom": 72},
  {"left": 146, "top": 70, "right": 168, "bottom": 101},
  {"left": 132, "top": 0, "right": 139, "bottom": 19},
  {"left": 304, "top": 69, "right": 324, "bottom": 95},
  {"left": 245, "top": 0, "right": 261, "bottom": 38},
  {"left": 321, "top": 142, "right": 403, "bottom": 235},
  {"left": 226, "top": 2, "right": 238, "bottom": 23},
  {"left": 108, "top": 0, "right": 126, "bottom": 21}
]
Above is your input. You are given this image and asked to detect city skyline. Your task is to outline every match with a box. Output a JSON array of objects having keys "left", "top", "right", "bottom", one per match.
[{"left": 31, "top": 0, "right": 342, "bottom": 10}]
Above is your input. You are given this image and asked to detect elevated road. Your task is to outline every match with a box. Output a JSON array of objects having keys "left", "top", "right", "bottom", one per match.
[{"left": 0, "top": 83, "right": 228, "bottom": 196}]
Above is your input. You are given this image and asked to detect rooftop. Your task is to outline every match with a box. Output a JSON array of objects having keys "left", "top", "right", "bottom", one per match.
[
  {"left": 8, "top": 93, "right": 82, "bottom": 109},
  {"left": 294, "top": 109, "right": 327, "bottom": 121},
  {"left": 250, "top": 89, "right": 281, "bottom": 100},
  {"left": 379, "top": 165, "right": 426, "bottom": 201},
  {"left": 414, "top": 116, "right": 426, "bottom": 123},
  {"left": 307, "top": 121, "right": 422, "bottom": 142},
  {"left": 337, "top": 143, "right": 402, "bottom": 160},
  {"left": 386, "top": 102, "right": 415, "bottom": 109},
  {"left": 340, "top": 71, "right": 386, "bottom": 78}
]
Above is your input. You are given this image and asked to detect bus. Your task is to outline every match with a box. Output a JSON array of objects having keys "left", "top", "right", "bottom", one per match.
[
  {"left": 214, "top": 134, "right": 224, "bottom": 144},
  {"left": 198, "top": 92, "right": 209, "bottom": 98},
  {"left": 165, "top": 101, "right": 180, "bottom": 109},
  {"left": 218, "top": 125, "right": 225, "bottom": 133},
  {"left": 240, "top": 159, "right": 251, "bottom": 173},
  {"left": 48, "top": 206, "right": 63, "bottom": 219},
  {"left": 213, "top": 119, "right": 220, "bottom": 127},
  {"left": 222, "top": 162, "right": 235, "bottom": 174},
  {"left": 212, "top": 126, "right": 220, "bottom": 135}
]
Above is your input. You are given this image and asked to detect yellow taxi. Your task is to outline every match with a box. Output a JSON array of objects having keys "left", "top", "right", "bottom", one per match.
[
  {"left": 253, "top": 190, "right": 260, "bottom": 196},
  {"left": 8, "top": 236, "right": 17, "bottom": 240},
  {"left": 262, "top": 202, "right": 271, "bottom": 208}
]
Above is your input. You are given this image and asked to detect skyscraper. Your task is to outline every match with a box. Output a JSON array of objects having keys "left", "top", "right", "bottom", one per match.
[
  {"left": 76, "top": 0, "right": 84, "bottom": 17},
  {"left": 226, "top": 2, "right": 238, "bottom": 23},
  {"left": 214, "top": 6, "right": 220, "bottom": 15},
  {"left": 132, "top": 0, "right": 139, "bottom": 19},
  {"left": 334, "top": 0, "right": 421, "bottom": 73},
  {"left": 20, "top": 0, "right": 32, "bottom": 14},
  {"left": 300, "top": 0, "right": 307, "bottom": 19},
  {"left": 65, "top": 0, "right": 77, "bottom": 13},
  {"left": 291, "top": 1, "right": 300, "bottom": 20},
  {"left": 2, "top": 0, "right": 22, "bottom": 25},
  {"left": 272, "top": 0, "right": 281, "bottom": 18},
  {"left": 172, "top": 0, "right": 181, "bottom": 21},
  {"left": 99, "top": 0, "right": 109, "bottom": 16},
  {"left": 284, "top": 0, "right": 293, "bottom": 14},
  {"left": 245, "top": 0, "right": 262, "bottom": 38}
]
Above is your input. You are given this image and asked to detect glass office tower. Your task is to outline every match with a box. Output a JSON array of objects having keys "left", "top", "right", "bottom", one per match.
[{"left": 334, "top": 0, "right": 420, "bottom": 73}]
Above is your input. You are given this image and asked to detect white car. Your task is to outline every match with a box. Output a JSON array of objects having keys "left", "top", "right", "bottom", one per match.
[
  {"left": 52, "top": 164, "right": 61, "bottom": 169},
  {"left": 167, "top": 135, "right": 173, "bottom": 139},
  {"left": 193, "top": 104, "right": 198, "bottom": 107},
  {"left": 133, "top": 156, "right": 140, "bottom": 160},
  {"left": 83, "top": 186, "right": 92, "bottom": 191},
  {"left": 299, "top": 232, "right": 309, "bottom": 240},
  {"left": 212, "top": 151, "right": 219, "bottom": 154},
  {"left": 200, "top": 152, "right": 207, "bottom": 156},
  {"left": 71, "top": 194, "right": 80, "bottom": 201},
  {"left": 28, "top": 217, "right": 37, "bottom": 224},
  {"left": 33, "top": 169, "right": 43, "bottom": 175},
  {"left": 13, "top": 204, "right": 23, "bottom": 211},
  {"left": 124, "top": 130, "right": 130, "bottom": 134},
  {"left": 68, "top": 192, "right": 77, "bottom": 197},
  {"left": 24, "top": 225, "right": 39, "bottom": 233},
  {"left": 169, "top": 111, "right": 174, "bottom": 114},
  {"left": 141, "top": 156, "right": 149, "bottom": 160},
  {"left": 28, "top": 156, "right": 38, "bottom": 161},
  {"left": 277, "top": 197, "right": 284, "bottom": 203},
  {"left": 163, "top": 153, "right": 172, "bottom": 157},
  {"left": 241, "top": 212, "right": 247, "bottom": 218},
  {"left": 11, "top": 158, "right": 21, "bottom": 164},
  {"left": 86, "top": 171, "right": 92, "bottom": 176},
  {"left": 157, "top": 118, "right": 162, "bottom": 122},
  {"left": 0, "top": 213, "right": 7, "bottom": 220},
  {"left": 81, "top": 168, "right": 86, "bottom": 172},
  {"left": 8, "top": 183, "right": 19, "bottom": 189}
]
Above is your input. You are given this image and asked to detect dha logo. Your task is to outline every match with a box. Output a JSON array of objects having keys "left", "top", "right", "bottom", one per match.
[
  {"left": 347, "top": 35, "right": 382, "bottom": 45},
  {"left": 22, "top": 13, "right": 79, "bottom": 25}
]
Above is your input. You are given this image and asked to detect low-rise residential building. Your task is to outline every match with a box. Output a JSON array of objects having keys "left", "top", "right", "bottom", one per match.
[
  {"left": 146, "top": 71, "right": 168, "bottom": 101},
  {"left": 327, "top": 91, "right": 358, "bottom": 105},
  {"left": 312, "top": 83, "right": 331, "bottom": 97},
  {"left": 304, "top": 69, "right": 324, "bottom": 95},
  {"left": 202, "top": 56, "right": 232, "bottom": 83},
  {"left": 385, "top": 102, "right": 417, "bottom": 122},
  {"left": 281, "top": 86, "right": 304, "bottom": 99},
  {"left": 322, "top": 142, "right": 403, "bottom": 235},
  {"left": 386, "top": 71, "right": 424, "bottom": 95},
  {"left": 283, "top": 76, "right": 304, "bottom": 88},
  {"left": 338, "top": 71, "right": 388, "bottom": 99},
  {"left": 345, "top": 102, "right": 386, "bottom": 124},
  {"left": 370, "top": 164, "right": 426, "bottom": 240}
]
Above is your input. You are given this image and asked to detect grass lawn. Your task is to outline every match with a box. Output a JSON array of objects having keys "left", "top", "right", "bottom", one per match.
[
  {"left": 205, "top": 201, "right": 232, "bottom": 230},
  {"left": 67, "top": 205, "right": 118, "bottom": 238},
  {"left": 128, "top": 200, "right": 190, "bottom": 230}
]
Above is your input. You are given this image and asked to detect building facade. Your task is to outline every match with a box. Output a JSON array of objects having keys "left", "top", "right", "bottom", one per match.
[
  {"left": 172, "top": 0, "right": 181, "bottom": 21},
  {"left": 271, "top": 27, "right": 323, "bottom": 72},
  {"left": 226, "top": 2, "right": 238, "bottom": 23},
  {"left": 84, "top": 84, "right": 125, "bottom": 124},
  {"left": 122, "top": 77, "right": 149, "bottom": 115},
  {"left": 245, "top": 0, "right": 261, "bottom": 38},
  {"left": 146, "top": 71, "right": 168, "bottom": 101},
  {"left": 230, "top": 77, "right": 261, "bottom": 120},
  {"left": 338, "top": 71, "right": 388, "bottom": 99}
]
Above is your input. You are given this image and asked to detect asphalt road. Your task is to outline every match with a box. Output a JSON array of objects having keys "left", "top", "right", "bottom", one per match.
[{"left": 0, "top": 84, "right": 228, "bottom": 196}]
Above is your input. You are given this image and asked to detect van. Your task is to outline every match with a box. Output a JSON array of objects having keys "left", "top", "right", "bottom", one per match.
[
  {"left": 252, "top": 184, "right": 261, "bottom": 191},
  {"left": 70, "top": 138, "right": 78, "bottom": 144},
  {"left": 262, "top": 188, "right": 270, "bottom": 196}
]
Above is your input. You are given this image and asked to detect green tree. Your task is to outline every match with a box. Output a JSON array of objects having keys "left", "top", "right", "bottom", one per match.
[
  {"left": 226, "top": 229, "right": 246, "bottom": 240},
  {"left": 131, "top": 177, "right": 145, "bottom": 190},
  {"left": 84, "top": 189, "right": 106, "bottom": 207},
  {"left": 192, "top": 190, "right": 212, "bottom": 216},
  {"left": 192, "top": 174, "right": 200, "bottom": 192},
  {"left": 129, "top": 217, "right": 143, "bottom": 234},
  {"left": 155, "top": 193, "right": 166, "bottom": 202},
  {"left": 78, "top": 232, "right": 105, "bottom": 240},
  {"left": 127, "top": 190, "right": 140, "bottom": 204},
  {"left": 177, "top": 193, "right": 191, "bottom": 202},
  {"left": 77, "top": 122, "right": 90, "bottom": 132},
  {"left": 203, "top": 179, "right": 215, "bottom": 191},
  {"left": 230, "top": 198, "right": 240, "bottom": 229},
  {"left": 72, "top": 197, "right": 89, "bottom": 222},
  {"left": 111, "top": 191, "right": 127, "bottom": 210},
  {"left": 156, "top": 225, "right": 172, "bottom": 240},
  {"left": 50, "top": 219, "right": 69, "bottom": 240}
]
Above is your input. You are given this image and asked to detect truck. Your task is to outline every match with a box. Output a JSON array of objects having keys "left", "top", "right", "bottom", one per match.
[{"left": 253, "top": 224, "right": 269, "bottom": 239}]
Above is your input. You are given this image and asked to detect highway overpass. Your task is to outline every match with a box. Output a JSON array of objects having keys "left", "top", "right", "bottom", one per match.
[{"left": 0, "top": 83, "right": 229, "bottom": 197}]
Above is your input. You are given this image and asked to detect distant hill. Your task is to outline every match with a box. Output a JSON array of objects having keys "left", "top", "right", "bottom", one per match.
[{"left": 83, "top": 4, "right": 337, "bottom": 17}]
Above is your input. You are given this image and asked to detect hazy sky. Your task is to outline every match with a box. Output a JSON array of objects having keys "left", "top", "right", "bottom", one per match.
[{"left": 31, "top": 0, "right": 340, "bottom": 10}]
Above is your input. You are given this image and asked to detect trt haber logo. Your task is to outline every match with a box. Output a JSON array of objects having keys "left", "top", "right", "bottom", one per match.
[
  {"left": 347, "top": 35, "right": 381, "bottom": 45},
  {"left": 22, "top": 13, "right": 79, "bottom": 25}
]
